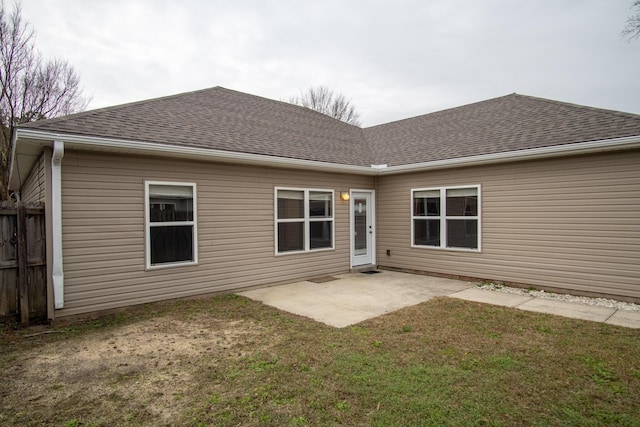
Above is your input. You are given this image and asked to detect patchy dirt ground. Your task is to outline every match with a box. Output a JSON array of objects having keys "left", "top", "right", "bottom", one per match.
[
  {"left": 1, "top": 300, "right": 279, "bottom": 426},
  {"left": 3, "top": 295, "right": 640, "bottom": 427}
]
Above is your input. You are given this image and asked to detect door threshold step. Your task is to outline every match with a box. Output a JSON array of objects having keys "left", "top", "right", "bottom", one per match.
[{"left": 351, "top": 264, "right": 378, "bottom": 273}]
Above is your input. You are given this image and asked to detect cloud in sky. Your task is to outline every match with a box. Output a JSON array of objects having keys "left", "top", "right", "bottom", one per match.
[{"left": 19, "top": 0, "right": 640, "bottom": 126}]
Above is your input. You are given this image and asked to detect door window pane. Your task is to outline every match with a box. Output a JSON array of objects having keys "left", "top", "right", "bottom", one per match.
[{"left": 354, "top": 197, "right": 368, "bottom": 255}]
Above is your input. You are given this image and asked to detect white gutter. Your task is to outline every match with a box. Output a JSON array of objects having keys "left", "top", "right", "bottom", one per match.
[
  {"left": 51, "top": 140, "right": 64, "bottom": 309},
  {"left": 376, "top": 135, "right": 640, "bottom": 175},
  {"left": 16, "top": 129, "right": 640, "bottom": 177},
  {"left": 15, "top": 129, "right": 374, "bottom": 175}
]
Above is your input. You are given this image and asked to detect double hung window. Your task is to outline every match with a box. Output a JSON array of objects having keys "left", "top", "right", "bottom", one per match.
[
  {"left": 145, "top": 181, "right": 198, "bottom": 268},
  {"left": 412, "top": 185, "right": 480, "bottom": 250},
  {"left": 276, "top": 188, "right": 334, "bottom": 253}
]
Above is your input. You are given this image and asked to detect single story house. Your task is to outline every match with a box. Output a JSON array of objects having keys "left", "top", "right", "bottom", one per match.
[{"left": 8, "top": 87, "right": 640, "bottom": 319}]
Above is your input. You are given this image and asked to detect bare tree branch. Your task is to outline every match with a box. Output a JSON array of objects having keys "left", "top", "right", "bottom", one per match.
[
  {"left": 289, "top": 86, "right": 362, "bottom": 127},
  {"left": 622, "top": 1, "right": 640, "bottom": 42},
  {"left": 0, "top": 1, "right": 88, "bottom": 200}
]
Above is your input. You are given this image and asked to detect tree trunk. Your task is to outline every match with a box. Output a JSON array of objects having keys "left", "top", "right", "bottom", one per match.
[{"left": 0, "top": 125, "right": 12, "bottom": 201}]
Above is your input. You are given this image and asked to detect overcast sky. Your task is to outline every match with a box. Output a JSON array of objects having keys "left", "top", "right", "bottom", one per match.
[{"left": 19, "top": 0, "right": 640, "bottom": 126}]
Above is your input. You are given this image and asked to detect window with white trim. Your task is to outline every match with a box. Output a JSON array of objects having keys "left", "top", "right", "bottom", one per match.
[
  {"left": 145, "top": 181, "right": 198, "bottom": 267},
  {"left": 412, "top": 185, "right": 480, "bottom": 250},
  {"left": 276, "top": 188, "right": 334, "bottom": 253}
]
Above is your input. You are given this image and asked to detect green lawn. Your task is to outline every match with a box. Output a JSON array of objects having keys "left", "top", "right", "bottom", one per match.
[{"left": 1, "top": 294, "right": 639, "bottom": 426}]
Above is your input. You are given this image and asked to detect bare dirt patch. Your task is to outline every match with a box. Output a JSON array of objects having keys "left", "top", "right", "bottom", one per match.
[{"left": 2, "top": 304, "right": 277, "bottom": 426}]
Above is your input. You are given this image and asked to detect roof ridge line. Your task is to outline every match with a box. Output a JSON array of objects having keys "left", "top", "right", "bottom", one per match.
[
  {"left": 511, "top": 93, "right": 640, "bottom": 120},
  {"left": 363, "top": 93, "right": 520, "bottom": 130},
  {"left": 20, "top": 85, "right": 366, "bottom": 131}
]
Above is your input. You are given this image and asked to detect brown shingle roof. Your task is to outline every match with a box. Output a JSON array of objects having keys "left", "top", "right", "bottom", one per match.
[
  {"left": 365, "top": 94, "right": 640, "bottom": 166},
  {"left": 21, "top": 87, "right": 371, "bottom": 166},
  {"left": 20, "top": 88, "right": 640, "bottom": 168}
]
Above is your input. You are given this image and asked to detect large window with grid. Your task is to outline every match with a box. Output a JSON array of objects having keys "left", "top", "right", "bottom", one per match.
[
  {"left": 275, "top": 188, "right": 334, "bottom": 254},
  {"left": 145, "top": 181, "right": 198, "bottom": 268},
  {"left": 412, "top": 185, "right": 480, "bottom": 251}
]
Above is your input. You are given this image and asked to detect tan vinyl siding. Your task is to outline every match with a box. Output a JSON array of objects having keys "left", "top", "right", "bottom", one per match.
[
  {"left": 20, "top": 153, "right": 46, "bottom": 203},
  {"left": 377, "top": 150, "right": 640, "bottom": 301},
  {"left": 59, "top": 150, "right": 373, "bottom": 316}
]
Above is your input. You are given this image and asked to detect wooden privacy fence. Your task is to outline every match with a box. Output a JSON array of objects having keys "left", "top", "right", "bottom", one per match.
[{"left": 0, "top": 202, "right": 47, "bottom": 324}]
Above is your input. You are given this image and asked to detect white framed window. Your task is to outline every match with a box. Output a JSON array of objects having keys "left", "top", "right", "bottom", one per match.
[
  {"left": 145, "top": 181, "right": 198, "bottom": 268},
  {"left": 275, "top": 187, "right": 334, "bottom": 254},
  {"left": 411, "top": 185, "right": 480, "bottom": 251}
]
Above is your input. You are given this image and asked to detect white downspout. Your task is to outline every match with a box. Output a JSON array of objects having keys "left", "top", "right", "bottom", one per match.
[{"left": 51, "top": 140, "right": 64, "bottom": 309}]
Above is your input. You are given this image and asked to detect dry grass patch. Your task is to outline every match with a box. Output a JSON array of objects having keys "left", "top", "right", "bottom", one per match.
[{"left": 1, "top": 295, "right": 639, "bottom": 426}]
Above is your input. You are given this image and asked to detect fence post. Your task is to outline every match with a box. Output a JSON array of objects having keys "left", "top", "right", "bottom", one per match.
[{"left": 17, "top": 202, "right": 29, "bottom": 326}]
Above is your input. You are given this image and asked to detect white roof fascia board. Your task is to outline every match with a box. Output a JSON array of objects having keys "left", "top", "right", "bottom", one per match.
[
  {"left": 376, "top": 135, "right": 640, "bottom": 175},
  {"left": 15, "top": 129, "right": 640, "bottom": 176},
  {"left": 15, "top": 129, "right": 375, "bottom": 175}
]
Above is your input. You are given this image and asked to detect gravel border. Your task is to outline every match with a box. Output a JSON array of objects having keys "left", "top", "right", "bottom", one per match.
[{"left": 476, "top": 283, "right": 640, "bottom": 312}]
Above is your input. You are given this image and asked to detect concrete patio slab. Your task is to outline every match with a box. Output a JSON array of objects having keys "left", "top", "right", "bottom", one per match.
[
  {"left": 239, "top": 270, "right": 472, "bottom": 327},
  {"left": 449, "top": 288, "right": 534, "bottom": 307},
  {"left": 238, "top": 270, "right": 640, "bottom": 329},
  {"left": 605, "top": 309, "right": 640, "bottom": 328},
  {"left": 517, "top": 298, "right": 616, "bottom": 322}
]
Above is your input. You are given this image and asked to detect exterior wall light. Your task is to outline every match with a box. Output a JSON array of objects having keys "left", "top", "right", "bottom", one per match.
[{"left": 340, "top": 192, "right": 350, "bottom": 201}]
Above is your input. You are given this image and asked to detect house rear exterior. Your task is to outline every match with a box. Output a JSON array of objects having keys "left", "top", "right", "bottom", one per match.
[{"left": 9, "top": 87, "right": 640, "bottom": 318}]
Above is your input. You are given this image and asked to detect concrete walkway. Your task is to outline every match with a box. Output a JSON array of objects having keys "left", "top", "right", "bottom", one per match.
[{"left": 239, "top": 270, "right": 640, "bottom": 329}]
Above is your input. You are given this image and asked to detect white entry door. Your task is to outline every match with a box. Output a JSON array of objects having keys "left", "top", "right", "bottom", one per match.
[{"left": 351, "top": 191, "right": 375, "bottom": 267}]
